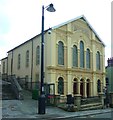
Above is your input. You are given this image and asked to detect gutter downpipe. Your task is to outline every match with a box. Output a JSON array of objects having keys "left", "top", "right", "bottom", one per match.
[{"left": 31, "top": 39, "right": 33, "bottom": 90}]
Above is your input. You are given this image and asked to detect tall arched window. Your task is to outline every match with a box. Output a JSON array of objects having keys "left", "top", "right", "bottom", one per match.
[
  {"left": 17, "top": 54, "right": 21, "bottom": 69},
  {"left": 96, "top": 51, "right": 100, "bottom": 70},
  {"left": 97, "top": 79, "right": 101, "bottom": 93},
  {"left": 26, "top": 50, "right": 29, "bottom": 67},
  {"left": 80, "top": 41, "right": 84, "bottom": 68},
  {"left": 36, "top": 46, "right": 40, "bottom": 65},
  {"left": 58, "top": 77, "right": 64, "bottom": 94},
  {"left": 58, "top": 41, "right": 64, "bottom": 65},
  {"left": 73, "top": 45, "right": 78, "bottom": 67},
  {"left": 86, "top": 48, "right": 90, "bottom": 68}
]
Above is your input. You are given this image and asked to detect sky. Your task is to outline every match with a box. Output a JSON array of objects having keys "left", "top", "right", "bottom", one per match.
[{"left": 0, "top": 0, "right": 111, "bottom": 65}]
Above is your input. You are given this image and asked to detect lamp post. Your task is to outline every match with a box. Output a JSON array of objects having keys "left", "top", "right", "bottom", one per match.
[{"left": 38, "top": 3, "right": 56, "bottom": 114}]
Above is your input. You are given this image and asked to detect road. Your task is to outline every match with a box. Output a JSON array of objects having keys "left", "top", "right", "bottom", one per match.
[
  {"left": 77, "top": 111, "right": 113, "bottom": 119},
  {"left": 1, "top": 112, "right": 113, "bottom": 120}
]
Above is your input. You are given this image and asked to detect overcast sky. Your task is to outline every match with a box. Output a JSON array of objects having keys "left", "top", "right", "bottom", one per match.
[{"left": 0, "top": 0, "right": 111, "bottom": 65}]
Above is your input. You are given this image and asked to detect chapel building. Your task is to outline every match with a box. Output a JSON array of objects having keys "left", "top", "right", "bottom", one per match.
[{"left": 1, "top": 15, "right": 106, "bottom": 97}]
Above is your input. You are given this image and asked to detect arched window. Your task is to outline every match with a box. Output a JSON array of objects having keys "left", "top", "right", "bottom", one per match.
[
  {"left": 80, "top": 41, "right": 84, "bottom": 68},
  {"left": 58, "top": 77, "right": 64, "bottom": 94},
  {"left": 96, "top": 51, "right": 100, "bottom": 70},
  {"left": 86, "top": 48, "right": 90, "bottom": 68},
  {"left": 73, "top": 45, "right": 78, "bottom": 67},
  {"left": 17, "top": 54, "right": 21, "bottom": 69},
  {"left": 97, "top": 79, "right": 101, "bottom": 93},
  {"left": 2, "top": 61, "right": 5, "bottom": 74},
  {"left": 36, "top": 46, "right": 40, "bottom": 65},
  {"left": 26, "top": 50, "right": 29, "bottom": 67},
  {"left": 58, "top": 41, "right": 64, "bottom": 65}
]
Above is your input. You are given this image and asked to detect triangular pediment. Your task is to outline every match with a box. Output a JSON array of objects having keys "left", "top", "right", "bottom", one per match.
[{"left": 52, "top": 15, "right": 105, "bottom": 46}]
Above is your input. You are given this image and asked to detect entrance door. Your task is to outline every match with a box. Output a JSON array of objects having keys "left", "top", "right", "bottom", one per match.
[
  {"left": 80, "top": 81, "right": 83, "bottom": 97},
  {"left": 73, "top": 82, "right": 77, "bottom": 94},
  {"left": 87, "top": 82, "right": 90, "bottom": 97}
]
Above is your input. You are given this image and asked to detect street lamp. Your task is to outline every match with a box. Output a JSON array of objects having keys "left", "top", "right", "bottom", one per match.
[{"left": 38, "top": 3, "right": 56, "bottom": 114}]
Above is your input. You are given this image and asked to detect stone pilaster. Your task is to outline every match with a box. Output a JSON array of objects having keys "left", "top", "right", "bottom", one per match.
[
  {"left": 77, "top": 80, "right": 80, "bottom": 95},
  {"left": 90, "top": 81, "right": 93, "bottom": 97},
  {"left": 83, "top": 79, "right": 87, "bottom": 98},
  {"left": 74, "top": 94, "right": 81, "bottom": 111},
  {"left": 78, "top": 49, "right": 80, "bottom": 68}
]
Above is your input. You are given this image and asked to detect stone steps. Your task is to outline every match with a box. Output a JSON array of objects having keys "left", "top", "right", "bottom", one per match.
[
  {"left": 81, "top": 103, "right": 103, "bottom": 111},
  {"left": 2, "top": 82, "right": 16, "bottom": 100}
]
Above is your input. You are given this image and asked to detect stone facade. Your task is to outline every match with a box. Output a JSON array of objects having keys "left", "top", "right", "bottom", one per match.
[{"left": 1, "top": 15, "right": 105, "bottom": 97}]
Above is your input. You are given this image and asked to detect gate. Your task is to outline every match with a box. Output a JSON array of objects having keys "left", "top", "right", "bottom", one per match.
[{"left": 45, "top": 83, "right": 55, "bottom": 106}]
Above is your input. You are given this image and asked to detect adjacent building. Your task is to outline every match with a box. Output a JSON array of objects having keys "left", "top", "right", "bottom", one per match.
[
  {"left": 0, "top": 64, "right": 1, "bottom": 79},
  {"left": 1, "top": 15, "right": 106, "bottom": 97},
  {"left": 106, "top": 57, "right": 113, "bottom": 93}
]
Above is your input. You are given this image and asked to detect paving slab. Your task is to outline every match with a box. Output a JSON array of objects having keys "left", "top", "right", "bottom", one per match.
[
  {"left": 1, "top": 88, "right": 113, "bottom": 119},
  {"left": 2, "top": 99, "right": 113, "bottom": 119}
]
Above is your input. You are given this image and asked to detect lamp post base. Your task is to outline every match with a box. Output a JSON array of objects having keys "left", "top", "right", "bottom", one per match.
[{"left": 38, "top": 94, "right": 46, "bottom": 114}]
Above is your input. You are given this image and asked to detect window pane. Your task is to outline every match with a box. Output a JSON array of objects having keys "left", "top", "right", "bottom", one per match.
[
  {"left": 97, "top": 80, "right": 101, "bottom": 92},
  {"left": 58, "top": 41, "right": 64, "bottom": 65},
  {"left": 18, "top": 54, "right": 21, "bottom": 69},
  {"left": 36, "top": 46, "right": 40, "bottom": 65},
  {"left": 86, "top": 49, "right": 90, "bottom": 68},
  {"left": 58, "top": 77, "right": 64, "bottom": 94},
  {"left": 73, "top": 45, "right": 78, "bottom": 67},
  {"left": 3, "top": 62, "right": 5, "bottom": 73},
  {"left": 96, "top": 51, "right": 100, "bottom": 70},
  {"left": 26, "top": 50, "right": 29, "bottom": 67},
  {"left": 80, "top": 41, "right": 84, "bottom": 68}
]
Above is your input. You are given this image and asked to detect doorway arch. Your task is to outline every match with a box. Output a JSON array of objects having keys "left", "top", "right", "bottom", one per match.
[
  {"left": 97, "top": 79, "right": 101, "bottom": 93},
  {"left": 73, "top": 78, "right": 77, "bottom": 94}
]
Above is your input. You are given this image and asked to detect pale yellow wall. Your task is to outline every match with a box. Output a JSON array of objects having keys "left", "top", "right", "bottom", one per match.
[
  {"left": 46, "top": 19, "right": 105, "bottom": 96},
  {"left": 1, "top": 58, "right": 8, "bottom": 74},
  {"left": 2, "top": 17, "right": 105, "bottom": 96},
  {"left": 8, "top": 52, "right": 12, "bottom": 75},
  {"left": 32, "top": 35, "right": 41, "bottom": 82},
  {"left": 12, "top": 41, "right": 32, "bottom": 80}
]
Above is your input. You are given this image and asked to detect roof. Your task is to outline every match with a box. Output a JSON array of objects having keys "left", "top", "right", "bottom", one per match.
[
  {"left": 7, "top": 15, "right": 105, "bottom": 53},
  {"left": 1, "top": 57, "right": 8, "bottom": 61},
  {"left": 7, "top": 35, "right": 38, "bottom": 53},
  {"left": 52, "top": 15, "right": 105, "bottom": 46},
  {"left": 7, "top": 29, "right": 50, "bottom": 53}
]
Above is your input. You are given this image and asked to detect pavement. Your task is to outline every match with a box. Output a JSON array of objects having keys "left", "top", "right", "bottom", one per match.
[{"left": 1, "top": 90, "right": 113, "bottom": 119}]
